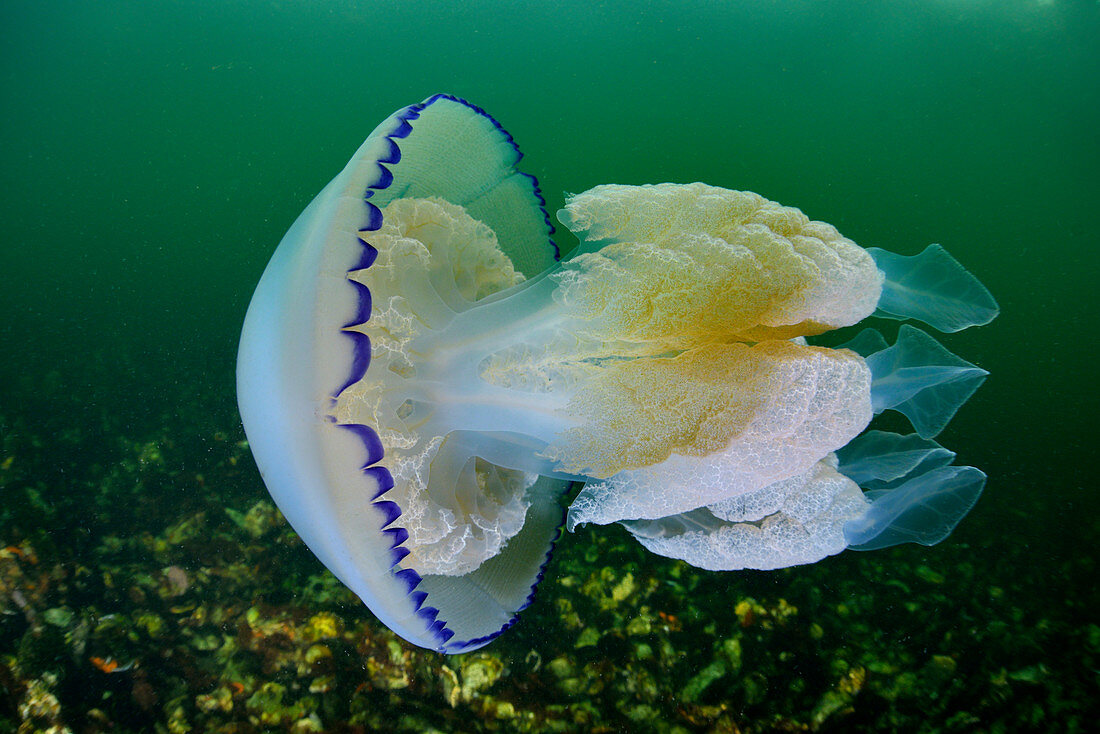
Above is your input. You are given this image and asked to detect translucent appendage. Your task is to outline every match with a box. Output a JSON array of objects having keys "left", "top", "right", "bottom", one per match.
[
  {"left": 868, "top": 244, "right": 999, "bottom": 333},
  {"left": 866, "top": 325, "right": 989, "bottom": 438},
  {"left": 836, "top": 430, "right": 956, "bottom": 488},
  {"left": 842, "top": 465, "right": 986, "bottom": 550}
]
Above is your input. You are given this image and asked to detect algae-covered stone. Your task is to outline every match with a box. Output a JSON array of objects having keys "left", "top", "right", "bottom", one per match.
[
  {"left": 626, "top": 610, "right": 653, "bottom": 636},
  {"left": 922, "top": 654, "right": 958, "bottom": 688},
  {"left": 293, "top": 714, "right": 324, "bottom": 732},
  {"left": 554, "top": 596, "right": 583, "bottom": 629},
  {"left": 17, "top": 675, "right": 63, "bottom": 724},
  {"left": 304, "top": 644, "right": 332, "bottom": 666},
  {"left": 386, "top": 639, "right": 405, "bottom": 665},
  {"left": 245, "top": 681, "right": 314, "bottom": 726},
  {"left": 811, "top": 689, "right": 850, "bottom": 727},
  {"left": 460, "top": 653, "right": 504, "bottom": 700},
  {"left": 680, "top": 660, "right": 726, "bottom": 703},
  {"left": 490, "top": 700, "right": 516, "bottom": 719},
  {"left": 772, "top": 598, "right": 798, "bottom": 625},
  {"left": 246, "top": 681, "right": 286, "bottom": 713},
  {"left": 135, "top": 612, "right": 165, "bottom": 638},
  {"left": 42, "top": 607, "right": 74, "bottom": 628},
  {"left": 626, "top": 703, "right": 659, "bottom": 722},
  {"left": 242, "top": 501, "right": 281, "bottom": 539},
  {"left": 575, "top": 627, "right": 601, "bottom": 649},
  {"left": 440, "top": 664, "right": 461, "bottom": 707},
  {"left": 811, "top": 665, "right": 866, "bottom": 725},
  {"left": 547, "top": 655, "right": 574, "bottom": 680},
  {"left": 1087, "top": 624, "right": 1100, "bottom": 653},
  {"left": 916, "top": 565, "right": 946, "bottom": 584},
  {"left": 167, "top": 703, "right": 192, "bottom": 734},
  {"left": 366, "top": 642, "right": 411, "bottom": 690},
  {"left": 719, "top": 637, "right": 742, "bottom": 673},
  {"left": 734, "top": 598, "right": 766, "bottom": 627},
  {"left": 136, "top": 440, "right": 164, "bottom": 467},
  {"left": 303, "top": 612, "right": 342, "bottom": 641},
  {"left": 1007, "top": 664, "right": 1049, "bottom": 684},
  {"left": 611, "top": 572, "right": 636, "bottom": 604},
  {"left": 163, "top": 513, "right": 206, "bottom": 547},
  {"left": 558, "top": 677, "right": 587, "bottom": 696},
  {"left": 195, "top": 685, "right": 234, "bottom": 713},
  {"left": 309, "top": 675, "right": 335, "bottom": 694}
]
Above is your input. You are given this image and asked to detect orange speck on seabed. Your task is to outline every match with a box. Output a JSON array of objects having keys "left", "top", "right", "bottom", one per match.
[
  {"left": 230, "top": 682, "right": 245, "bottom": 695},
  {"left": 91, "top": 656, "right": 120, "bottom": 673},
  {"left": 3, "top": 545, "right": 37, "bottom": 564},
  {"left": 657, "top": 611, "right": 683, "bottom": 631}
]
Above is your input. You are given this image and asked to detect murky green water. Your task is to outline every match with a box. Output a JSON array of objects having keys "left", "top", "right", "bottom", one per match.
[{"left": 2, "top": 1, "right": 1097, "bottom": 731}]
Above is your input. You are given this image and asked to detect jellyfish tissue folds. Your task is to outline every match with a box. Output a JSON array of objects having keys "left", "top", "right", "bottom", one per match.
[{"left": 237, "top": 95, "right": 998, "bottom": 652}]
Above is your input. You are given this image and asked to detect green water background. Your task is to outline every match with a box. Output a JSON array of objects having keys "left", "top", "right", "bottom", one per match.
[{"left": 1, "top": 0, "right": 1097, "bottom": 647}]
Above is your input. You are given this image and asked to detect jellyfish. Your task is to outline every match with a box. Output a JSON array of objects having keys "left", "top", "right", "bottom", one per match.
[{"left": 237, "top": 94, "right": 998, "bottom": 652}]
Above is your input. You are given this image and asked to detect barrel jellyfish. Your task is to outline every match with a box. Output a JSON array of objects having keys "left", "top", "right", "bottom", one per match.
[{"left": 236, "top": 94, "right": 998, "bottom": 653}]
